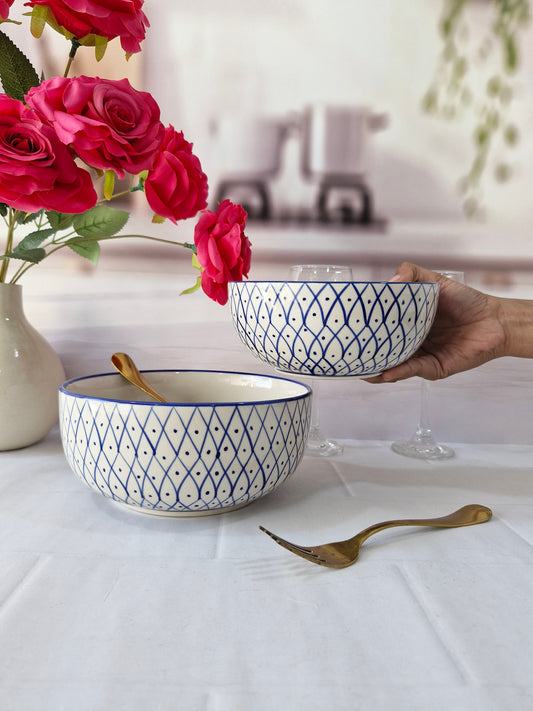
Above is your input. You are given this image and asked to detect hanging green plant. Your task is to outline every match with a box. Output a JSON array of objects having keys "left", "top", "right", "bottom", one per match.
[{"left": 422, "top": 0, "right": 530, "bottom": 217}]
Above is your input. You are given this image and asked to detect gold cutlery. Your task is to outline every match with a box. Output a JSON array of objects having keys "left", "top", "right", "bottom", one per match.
[
  {"left": 259, "top": 504, "right": 492, "bottom": 569},
  {"left": 111, "top": 352, "right": 167, "bottom": 402}
]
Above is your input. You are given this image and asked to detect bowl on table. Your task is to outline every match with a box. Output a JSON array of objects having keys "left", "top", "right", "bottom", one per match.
[
  {"left": 229, "top": 280, "right": 440, "bottom": 378},
  {"left": 59, "top": 370, "right": 312, "bottom": 516}
]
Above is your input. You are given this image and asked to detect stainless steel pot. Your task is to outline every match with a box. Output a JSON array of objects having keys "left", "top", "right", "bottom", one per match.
[
  {"left": 300, "top": 104, "right": 388, "bottom": 180},
  {"left": 212, "top": 115, "right": 291, "bottom": 179}
]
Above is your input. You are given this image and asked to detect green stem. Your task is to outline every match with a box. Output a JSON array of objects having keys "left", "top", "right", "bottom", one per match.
[
  {"left": 0, "top": 209, "right": 17, "bottom": 283},
  {"left": 90, "top": 233, "right": 194, "bottom": 249},
  {"left": 90, "top": 174, "right": 144, "bottom": 205},
  {"left": 9, "top": 262, "right": 31, "bottom": 284},
  {"left": 96, "top": 188, "right": 133, "bottom": 204},
  {"left": 9, "top": 233, "right": 197, "bottom": 283},
  {"left": 63, "top": 38, "right": 81, "bottom": 78}
]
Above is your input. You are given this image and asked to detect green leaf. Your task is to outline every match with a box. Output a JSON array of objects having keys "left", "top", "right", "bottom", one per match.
[
  {"left": 495, "top": 163, "right": 512, "bottom": 182},
  {"left": 453, "top": 56, "right": 467, "bottom": 79},
  {"left": 46, "top": 211, "right": 75, "bottom": 231},
  {"left": 180, "top": 276, "right": 202, "bottom": 296},
  {"left": 16, "top": 210, "right": 42, "bottom": 225},
  {"left": 0, "top": 29, "right": 40, "bottom": 101},
  {"left": 103, "top": 170, "right": 115, "bottom": 200},
  {"left": 94, "top": 35, "right": 108, "bottom": 62},
  {"left": 504, "top": 34, "right": 518, "bottom": 73},
  {"left": 422, "top": 89, "right": 438, "bottom": 114},
  {"left": 3, "top": 228, "right": 51, "bottom": 263},
  {"left": 468, "top": 152, "right": 487, "bottom": 182},
  {"left": 486, "top": 76, "right": 501, "bottom": 96},
  {"left": 15, "top": 228, "right": 55, "bottom": 250},
  {"left": 72, "top": 206, "right": 129, "bottom": 239},
  {"left": 440, "top": 17, "right": 453, "bottom": 38},
  {"left": 504, "top": 124, "right": 519, "bottom": 146},
  {"left": 2, "top": 247, "right": 46, "bottom": 264},
  {"left": 475, "top": 125, "right": 490, "bottom": 147},
  {"left": 0, "top": 203, "right": 8, "bottom": 217},
  {"left": 67, "top": 240, "right": 101, "bottom": 266},
  {"left": 28, "top": 5, "right": 48, "bottom": 38}
]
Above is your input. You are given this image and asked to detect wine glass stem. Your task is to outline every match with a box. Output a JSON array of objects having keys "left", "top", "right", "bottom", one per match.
[
  {"left": 417, "top": 379, "right": 432, "bottom": 436},
  {"left": 310, "top": 380, "right": 322, "bottom": 434}
]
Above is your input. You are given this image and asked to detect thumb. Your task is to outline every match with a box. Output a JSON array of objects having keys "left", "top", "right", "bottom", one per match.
[{"left": 390, "top": 262, "right": 441, "bottom": 284}]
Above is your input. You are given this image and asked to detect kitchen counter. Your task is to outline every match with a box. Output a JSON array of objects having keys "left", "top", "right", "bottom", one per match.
[
  {"left": 244, "top": 217, "right": 533, "bottom": 282},
  {"left": 86, "top": 209, "right": 533, "bottom": 292}
]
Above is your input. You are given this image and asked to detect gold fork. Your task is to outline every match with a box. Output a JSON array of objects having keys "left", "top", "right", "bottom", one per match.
[{"left": 259, "top": 504, "right": 492, "bottom": 569}]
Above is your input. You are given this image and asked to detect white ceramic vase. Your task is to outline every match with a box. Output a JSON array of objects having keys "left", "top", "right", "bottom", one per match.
[{"left": 0, "top": 283, "right": 65, "bottom": 450}]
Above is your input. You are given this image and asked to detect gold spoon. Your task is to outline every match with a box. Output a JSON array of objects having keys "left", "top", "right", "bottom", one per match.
[
  {"left": 260, "top": 503, "right": 492, "bottom": 568},
  {"left": 111, "top": 352, "right": 167, "bottom": 402}
]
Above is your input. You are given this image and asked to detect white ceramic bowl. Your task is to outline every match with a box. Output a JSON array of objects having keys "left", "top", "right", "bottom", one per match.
[
  {"left": 59, "top": 370, "right": 311, "bottom": 516},
  {"left": 229, "top": 280, "right": 440, "bottom": 377}
]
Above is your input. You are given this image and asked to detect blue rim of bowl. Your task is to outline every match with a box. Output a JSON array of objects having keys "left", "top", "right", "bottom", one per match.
[
  {"left": 59, "top": 369, "right": 313, "bottom": 407},
  {"left": 228, "top": 280, "right": 440, "bottom": 286}
]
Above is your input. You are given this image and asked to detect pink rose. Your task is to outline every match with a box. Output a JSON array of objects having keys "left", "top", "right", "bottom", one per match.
[
  {"left": 194, "top": 199, "right": 251, "bottom": 305},
  {"left": 144, "top": 126, "right": 208, "bottom": 224},
  {"left": 0, "top": 94, "right": 97, "bottom": 213},
  {"left": 24, "top": 0, "right": 148, "bottom": 54},
  {"left": 26, "top": 76, "right": 165, "bottom": 179},
  {"left": 0, "top": 0, "right": 14, "bottom": 20}
]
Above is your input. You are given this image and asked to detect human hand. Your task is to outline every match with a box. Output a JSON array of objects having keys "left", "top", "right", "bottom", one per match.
[{"left": 365, "top": 262, "right": 507, "bottom": 382}]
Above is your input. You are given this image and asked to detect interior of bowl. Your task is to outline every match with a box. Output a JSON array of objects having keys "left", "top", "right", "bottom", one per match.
[{"left": 61, "top": 370, "right": 311, "bottom": 405}]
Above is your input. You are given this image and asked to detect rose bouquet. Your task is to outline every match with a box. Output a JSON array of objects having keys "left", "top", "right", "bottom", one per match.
[{"left": 0, "top": 0, "right": 251, "bottom": 305}]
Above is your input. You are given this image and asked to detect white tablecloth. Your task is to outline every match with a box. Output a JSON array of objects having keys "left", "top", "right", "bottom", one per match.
[
  {"left": 2, "top": 434, "right": 533, "bottom": 711},
  {"left": 2, "top": 265, "right": 533, "bottom": 710}
]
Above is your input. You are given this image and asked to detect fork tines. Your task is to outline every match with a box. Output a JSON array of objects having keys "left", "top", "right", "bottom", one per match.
[{"left": 259, "top": 526, "right": 322, "bottom": 561}]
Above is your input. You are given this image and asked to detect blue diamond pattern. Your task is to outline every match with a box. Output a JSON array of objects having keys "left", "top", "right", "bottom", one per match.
[
  {"left": 60, "top": 386, "right": 311, "bottom": 514},
  {"left": 229, "top": 281, "right": 439, "bottom": 376}
]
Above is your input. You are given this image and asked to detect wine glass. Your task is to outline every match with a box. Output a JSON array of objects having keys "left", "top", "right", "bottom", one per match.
[
  {"left": 391, "top": 269, "right": 465, "bottom": 461},
  {"left": 289, "top": 264, "right": 354, "bottom": 457}
]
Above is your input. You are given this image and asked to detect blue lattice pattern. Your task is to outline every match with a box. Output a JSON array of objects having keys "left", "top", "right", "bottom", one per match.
[
  {"left": 229, "top": 281, "right": 440, "bottom": 377},
  {"left": 60, "top": 381, "right": 311, "bottom": 515}
]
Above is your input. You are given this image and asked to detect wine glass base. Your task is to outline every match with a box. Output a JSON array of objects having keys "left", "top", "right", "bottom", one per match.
[
  {"left": 305, "top": 427, "right": 344, "bottom": 457},
  {"left": 391, "top": 439, "right": 455, "bottom": 461},
  {"left": 306, "top": 439, "right": 344, "bottom": 457}
]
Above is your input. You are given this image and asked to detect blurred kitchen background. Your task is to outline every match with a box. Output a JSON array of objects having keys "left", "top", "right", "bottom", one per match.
[
  {"left": 4, "top": 0, "right": 533, "bottom": 445},
  {"left": 142, "top": 0, "right": 532, "bottom": 221},
  {"left": 147, "top": 0, "right": 533, "bottom": 292},
  {"left": 5, "top": 0, "right": 533, "bottom": 289}
]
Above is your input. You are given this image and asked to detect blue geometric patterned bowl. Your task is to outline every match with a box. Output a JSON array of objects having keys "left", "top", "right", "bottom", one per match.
[
  {"left": 59, "top": 370, "right": 312, "bottom": 516},
  {"left": 229, "top": 281, "right": 440, "bottom": 377}
]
